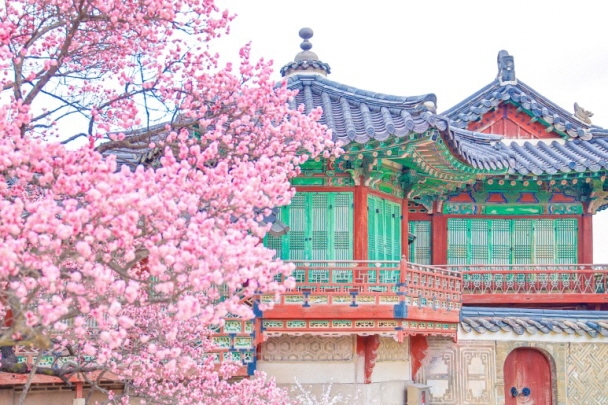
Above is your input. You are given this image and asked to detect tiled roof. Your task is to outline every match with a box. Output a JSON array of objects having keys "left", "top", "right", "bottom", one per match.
[
  {"left": 286, "top": 74, "right": 444, "bottom": 146},
  {"left": 461, "top": 307, "right": 608, "bottom": 338},
  {"left": 442, "top": 79, "right": 608, "bottom": 142},
  {"left": 102, "top": 67, "right": 608, "bottom": 179},
  {"left": 285, "top": 74, "right": 608, "bottom": 177}
]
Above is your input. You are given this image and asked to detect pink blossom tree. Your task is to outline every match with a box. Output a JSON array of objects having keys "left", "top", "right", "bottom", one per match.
[{"left": 0, "top": 0, "right": 332, "bottom": 403}]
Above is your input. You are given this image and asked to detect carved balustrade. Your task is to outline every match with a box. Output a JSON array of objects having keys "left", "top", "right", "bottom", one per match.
[
  {"left": 260, "top": 259, "right": 462, "bottom": 325},
  {"left": 434, "top": 264, "right": 608, "bottom": 304}
]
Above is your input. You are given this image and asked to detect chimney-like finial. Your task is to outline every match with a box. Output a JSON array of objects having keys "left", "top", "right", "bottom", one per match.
[
  {"left": 280, "top": 27, "right": 331, "bottom": 78},
  {"left": 497, "top": 50, "right": 516, "bottom": 85}
]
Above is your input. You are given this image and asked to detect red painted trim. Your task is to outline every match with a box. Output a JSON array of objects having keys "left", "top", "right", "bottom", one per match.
[
  {"left": 432, "top": 214, "right": 447, "bottom": 265},
  {"left": 486, "top": 192, "right": 508, "bottom": 203},
  {"left": 468, "top": 103, "right": 553, "bottom": 140},
  {"left": 363, "top": 335, "right": 380, "bottom": 384},
  {"left": 354, "top": 184, "right": 369, "bottom": 261},
  {"left": 356, "top": 336, "right": 366, "bottom": 356},
  {"left": 294, "top": 186, "right": 355, "bottom": 193},
  {"left": 549, "top": 192, "right": 577, "bottom": 203},
  {"left": 264, "top": 303, "right": 459, "bottom": 322},
  {"left": 407, "top": 307, "right": 460, "bottom": 323},
  {"left": 409, "top": 212, "right": 432, "bottom": 221},
  {"left": 368, "top": 188, "right": 402, "bottom": 203},
  {"left": 463, "top": 293, "right": 608, "bottom": 305},
  {"left": 517, "top": 192, "right": 538, "bottom": 203},
  {"left": 263, "top": 305, "right": 398, "bottom": 319},
  {"left": 579, "top": 214, "right": 593, "bottom": 263},
  {"left": 448, "top": 193, "right": 475, "bottom": 203},
  {"left": 409, "top": 335, "right": 428, "bottom": 380}
]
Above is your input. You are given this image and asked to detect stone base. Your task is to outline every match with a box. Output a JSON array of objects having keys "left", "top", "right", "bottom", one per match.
[{"left": 281, "top": 380, "right": 409, "bottom": 405}]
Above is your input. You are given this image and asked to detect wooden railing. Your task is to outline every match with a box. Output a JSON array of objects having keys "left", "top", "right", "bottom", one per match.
[
  {"left": 287, "top": 260, "right": 402, "bottom": 293},
  {"left": 434, "top": 264, "right": 608, "bottom": 304},
  {"left": 264, "top": 259, "right": 462, "bottom": 311}
]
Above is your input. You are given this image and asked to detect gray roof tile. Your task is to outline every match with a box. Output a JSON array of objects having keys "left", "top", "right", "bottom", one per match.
[{"left": 461, "top": 307, "right": 608, "bottom": 338}]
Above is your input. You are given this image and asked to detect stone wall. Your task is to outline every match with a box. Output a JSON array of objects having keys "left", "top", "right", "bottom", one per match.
[
  {"left": 415, "top": 338, "right": 496, "bottom": 404},
  {"left": 417, "top": 335, "right": 608, "bottom": 405}
]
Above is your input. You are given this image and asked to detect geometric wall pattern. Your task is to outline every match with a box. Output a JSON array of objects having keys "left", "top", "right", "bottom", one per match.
[
  {"left": 567, "top": 343, "right": 608, "bottom": 405},
  {"left": 377, "top": 337, "right": 408, "bottom": 362},
  {"left": 415, "top": 338, "right": 496, "bottom": 405},
  {"left": 261, "top": 334, "right": 354, "bottom": 361}
]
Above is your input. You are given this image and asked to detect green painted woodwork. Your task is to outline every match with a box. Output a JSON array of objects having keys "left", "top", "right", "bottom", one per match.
[
  {"left": 291, "top": 177, "right": 325, "bottom": 186},
  {"left": 263, "top": 192, "right": 354, "bottom": 282},
  {"left": 408, "top": 221, "right": 431, "bottom": 265},
  {"left": 447, "top": 218, "right": 578, "bottom": 265},
  {"left": 483, "top": 205, "right": 543, "bottom": 215},
  {"left": 368, "top": 195, "right": 401, "bottom": 285}
]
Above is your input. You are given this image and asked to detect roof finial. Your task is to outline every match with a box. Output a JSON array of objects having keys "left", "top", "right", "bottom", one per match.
[
  {"left": 280, "top": 27, "right": 331, "bottom": 78},
  {"left": 299, "top": 27, "right": 314, "bottom": 51},
  {"left": 497, "top": 50, "right": 516, "bottom": 85}
]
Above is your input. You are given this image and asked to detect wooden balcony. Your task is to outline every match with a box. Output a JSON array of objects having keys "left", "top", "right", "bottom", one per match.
[
  {"left": 259, "top": 260, "right": 462, "bottom": 338},
  {"left": 434, "top": 264, "right": 608, "bottom": 305}
]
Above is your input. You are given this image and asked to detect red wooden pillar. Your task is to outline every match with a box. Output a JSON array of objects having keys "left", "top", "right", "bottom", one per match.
[
  {"left": 75, "top": 382, "right": 83, "bottom": 398},
  {"left": 402, "top": 198, "right": 410, "bottom": 260},
  {"left": 354, "top": 182, "right": 369, "bottom": 261},
  {"left": 432, "top": 213, "right": 447, "bottom": 265},
  {"left": 579, "top": 214, "right": 593, "bottom": 264}
]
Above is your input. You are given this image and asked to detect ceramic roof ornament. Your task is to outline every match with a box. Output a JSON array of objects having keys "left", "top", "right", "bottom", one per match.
[
  {"left": 574, "top": 102, "right": 593, "bottom": 125},
  {"left": 497, "top": 50, "right": 516, "bottom": 85},
  {"left": 280, "top": 28, "right": 331, "bottom": 77}
]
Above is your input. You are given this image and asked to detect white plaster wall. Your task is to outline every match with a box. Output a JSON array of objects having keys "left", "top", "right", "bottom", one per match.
[
  {"left": 372, "top": 361, "right": 410, "bottom": 383},
  {"left": 258, "top": 361, "right": 358, "bottom": 384}
]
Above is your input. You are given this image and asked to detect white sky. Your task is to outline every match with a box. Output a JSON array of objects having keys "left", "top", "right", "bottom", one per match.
[{"left": 217, "top": 0, "right": 608, "bottom": 262}]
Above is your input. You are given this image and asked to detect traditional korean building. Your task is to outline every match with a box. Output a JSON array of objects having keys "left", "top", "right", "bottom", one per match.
[
  {"left": 3, "top": 28, "right": 608, "bottom": 405},
  {"left": 252, "top": 29, "right": 608, "bottom": 405}
]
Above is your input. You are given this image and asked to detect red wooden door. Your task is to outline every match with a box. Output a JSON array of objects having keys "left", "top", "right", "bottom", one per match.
[{"left": 504, "top": 348, "right": 552, "bottom": 405}]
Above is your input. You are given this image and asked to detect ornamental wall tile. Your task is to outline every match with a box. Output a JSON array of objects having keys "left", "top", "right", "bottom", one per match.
[
  {"left": 377, "top": 337, "right": 408, "bottom": 362},
  {"left": 566, "top": 342, "right": 608, "bottom": 405},
  {"left": 261, "top": 334, "right": 354, "bottom": 362}
]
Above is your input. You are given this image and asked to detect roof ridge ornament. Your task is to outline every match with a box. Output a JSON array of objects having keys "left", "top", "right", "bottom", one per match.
[
  {"left": 497, "top": 50, "right": 516, "bottom": 86},
  {"left": 574, "top": 102, "right": 593, "bottom": 125},
  {"left": 280, "top": 27, "right": 331, "bottom": 78}
]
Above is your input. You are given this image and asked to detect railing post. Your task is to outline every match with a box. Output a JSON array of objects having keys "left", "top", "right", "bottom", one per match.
[{"left": 400, "top": 256, "right": 408, "bottom": 285}]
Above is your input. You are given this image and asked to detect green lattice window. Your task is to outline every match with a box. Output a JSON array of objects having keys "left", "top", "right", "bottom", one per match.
[
  {"left": 408, "top": 221, "right": 431, "bottom": 265},
  {"left": 264, "top": 192, "right": 354, "bottom": 282},
  {"left": 368, "top": 195, "right": 401, "bottom": 285},
  {"left": 447, "top": 218, "right": 578, "bottom": 265}
]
